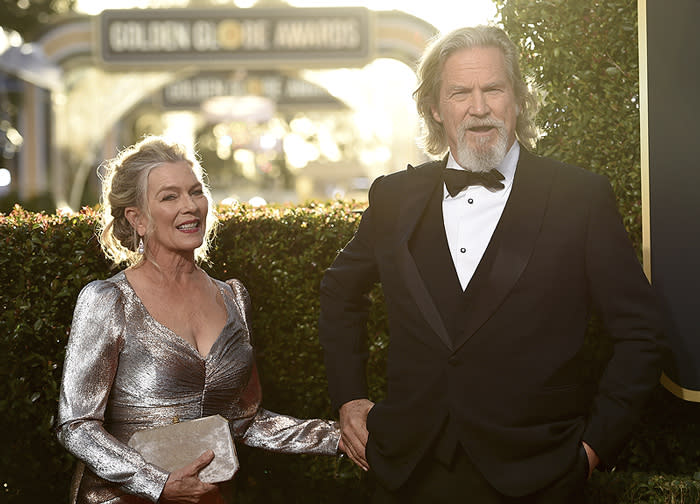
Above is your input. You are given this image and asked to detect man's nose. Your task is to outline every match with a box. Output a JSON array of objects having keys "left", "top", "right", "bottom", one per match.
[{"left": 468, "top": 90, "right": 490, "bottom": 116}]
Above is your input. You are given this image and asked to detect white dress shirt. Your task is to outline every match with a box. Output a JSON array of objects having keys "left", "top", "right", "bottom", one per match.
[{"left": 443, "top": 142, "right": 520, "bottom": 290}]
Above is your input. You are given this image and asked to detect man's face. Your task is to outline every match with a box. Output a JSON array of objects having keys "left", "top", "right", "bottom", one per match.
[{"left": 431, "top": 46, "right": 518, "bottom": 171}]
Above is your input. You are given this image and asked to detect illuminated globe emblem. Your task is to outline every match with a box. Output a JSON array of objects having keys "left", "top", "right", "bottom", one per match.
[{"left": 217, "top": 20, "right": 243, "bottom": 50}]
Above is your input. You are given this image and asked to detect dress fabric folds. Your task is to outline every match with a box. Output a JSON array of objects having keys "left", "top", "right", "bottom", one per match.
[{"left": 57, "top": 271, "right": 339, "bottom": 504}]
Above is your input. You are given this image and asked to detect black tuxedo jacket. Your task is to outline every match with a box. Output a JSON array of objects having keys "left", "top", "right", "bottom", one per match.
[{"left": 319, "top": 148, "right": 664, "bottom": 496}]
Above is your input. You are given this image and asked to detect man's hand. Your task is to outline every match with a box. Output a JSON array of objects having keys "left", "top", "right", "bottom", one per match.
[
  {"left": 582, "top": 441, "right": 600, "bottom": 480},
  {"left": 339, "top": 398, "right": 374, "bottom": 471},
  {"left": 160, "top": 450, "right": 222, "bottom": 503}
]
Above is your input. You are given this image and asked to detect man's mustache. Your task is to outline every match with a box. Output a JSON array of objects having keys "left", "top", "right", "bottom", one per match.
[{"left": 457, "top": 117, "right": 506, "bottom": 136}]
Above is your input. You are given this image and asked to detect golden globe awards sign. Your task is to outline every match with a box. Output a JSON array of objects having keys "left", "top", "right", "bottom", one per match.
[
  {"left": 97, "top": 7, "right": 372, "bottom": 68},
  {"left": 161, "top": 71, "right": 344, "bottom": 109}
]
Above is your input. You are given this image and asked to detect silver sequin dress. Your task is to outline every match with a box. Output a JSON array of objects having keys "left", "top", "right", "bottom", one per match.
[{"left": 57, "top": 271, "right": 340, "bottom": 504}]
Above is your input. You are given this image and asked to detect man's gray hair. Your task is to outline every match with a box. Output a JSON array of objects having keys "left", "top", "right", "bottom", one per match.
[{"left": 413, "top": 25, "right": 538, "bottom": 156}]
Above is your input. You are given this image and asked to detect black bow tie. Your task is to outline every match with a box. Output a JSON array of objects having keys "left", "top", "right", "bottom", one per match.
[{"left": 443, "top": 168, "right": 505, "bottom": 197}]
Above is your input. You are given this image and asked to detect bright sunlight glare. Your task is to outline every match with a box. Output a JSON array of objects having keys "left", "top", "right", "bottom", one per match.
[
  {"left": 75, "top": 0, "right": 498, "bottom": 33},
  {"left": 286, "top": 0, "right": 497, "bottom": 32}
]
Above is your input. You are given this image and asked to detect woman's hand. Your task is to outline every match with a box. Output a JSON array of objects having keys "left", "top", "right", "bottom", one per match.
[{"left": 159, "top": 450, "right": 223, "bottom": 504}]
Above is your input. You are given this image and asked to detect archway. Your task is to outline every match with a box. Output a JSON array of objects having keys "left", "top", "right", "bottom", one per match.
[{"left": 19, "top": 7, "right": 438, "bottom": 208}]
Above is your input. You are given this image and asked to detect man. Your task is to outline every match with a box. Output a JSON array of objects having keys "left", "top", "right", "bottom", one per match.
[{"left": 318, "top": 25, "right": 664, "bottom": 503}]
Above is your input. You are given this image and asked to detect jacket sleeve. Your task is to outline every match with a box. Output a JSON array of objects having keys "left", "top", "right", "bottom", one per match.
[
  {"left": 318, "top": 177, "right": 384, "bottom": 412},
  {"left": 581, "top": 175, "right": 665, "bottom": 465},
  {"left": 56, "top": 281, "right": 169, "bottom": 502}
]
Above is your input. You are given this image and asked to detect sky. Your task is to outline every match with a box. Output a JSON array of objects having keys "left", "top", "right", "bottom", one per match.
[
  {"left": 74, "top": 0, "right": 498, "bottom": 32},
  {"left": 286, "top": 0, "right": 497, "bottom": 32}
]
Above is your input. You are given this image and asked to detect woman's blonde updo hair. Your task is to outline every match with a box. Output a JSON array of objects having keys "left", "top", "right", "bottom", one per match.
[{"left": 98, "top": 136, "right": 218, "bottom": 267}]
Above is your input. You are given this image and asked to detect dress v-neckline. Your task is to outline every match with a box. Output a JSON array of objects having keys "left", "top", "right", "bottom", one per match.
[{"left": 120, "top": 271, "right": 232, "bottom": 360}]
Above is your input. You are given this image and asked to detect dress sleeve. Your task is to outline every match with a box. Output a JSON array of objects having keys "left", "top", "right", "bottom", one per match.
[
  {"left": 237, "top": 407, "right": 340, "bottom": 455},
  {"left": 225, "top": 279, "right": 341, "bottom": 456},
  {"left": 56, "top": 280, "right": 169, "bottom": 502}
]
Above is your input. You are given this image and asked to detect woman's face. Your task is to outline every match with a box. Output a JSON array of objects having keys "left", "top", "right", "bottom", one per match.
[{"left": 141, "top": 161, "right": 209, "bottom": 257}]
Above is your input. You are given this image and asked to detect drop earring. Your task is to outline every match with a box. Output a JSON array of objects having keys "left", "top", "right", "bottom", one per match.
[{"left": 138, "top": 237, "right": 144, "bottom": 255}]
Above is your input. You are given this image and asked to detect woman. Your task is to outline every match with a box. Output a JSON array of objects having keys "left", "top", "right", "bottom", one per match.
[{"left": 56, "top": 136, "right": 341, "bottom": 503}]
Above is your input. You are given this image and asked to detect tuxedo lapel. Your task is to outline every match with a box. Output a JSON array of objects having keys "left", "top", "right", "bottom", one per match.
[
  {"left": 453, "top": 149, "right": 556, "bottom": 350},
  {"left": 394, "top": 158, "right": 454, "bottom": 351}
]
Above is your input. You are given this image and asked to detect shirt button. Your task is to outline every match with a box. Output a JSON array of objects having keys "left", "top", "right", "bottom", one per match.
[
  {"left": 460, "top": 248, "right": 466, "bottom": 253},
  {"left": 468, "top": 198, "right": 474, "bottom": 204}
]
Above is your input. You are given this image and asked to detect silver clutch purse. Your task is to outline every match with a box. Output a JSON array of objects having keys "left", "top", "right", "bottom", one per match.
[{"left": 128, "top": 414, "right": 239, "bottom": 483}]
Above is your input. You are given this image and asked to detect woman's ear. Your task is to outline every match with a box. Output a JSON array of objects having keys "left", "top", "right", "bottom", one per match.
[{"left": 125, "top": 207, "right": 146, "bottom": 237}]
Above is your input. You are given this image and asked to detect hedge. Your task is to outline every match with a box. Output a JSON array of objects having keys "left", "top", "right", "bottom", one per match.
[
  {"left": 1, "top": 203, "right": 699, "bottom": 503},
  {"left": 495, "top": 0, "right": 645, "bottom": 251}
]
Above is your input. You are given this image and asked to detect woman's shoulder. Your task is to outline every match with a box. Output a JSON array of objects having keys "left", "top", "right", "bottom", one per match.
[
  {"left": 225, "top": 278, "right": 251, "bottom": 304},
  {"left": 211, "top": 276, "right": 248, "bottom": 297},
  {"left": 213, "top": 277, "right": 251, "bottom": 319},
  {"left": 71, "top": 272, "right": 128, "bottom": 332},
  {"left": 77, "top": 271, "right": 126, "bottom": 302}
]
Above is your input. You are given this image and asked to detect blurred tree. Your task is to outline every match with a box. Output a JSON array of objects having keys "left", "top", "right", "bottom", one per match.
[
  {"left": 494, "top": 0, "right": 643, "bottom": 250},
  {"left": 0, "top": 0, "right": 75, "bottom": 40}
]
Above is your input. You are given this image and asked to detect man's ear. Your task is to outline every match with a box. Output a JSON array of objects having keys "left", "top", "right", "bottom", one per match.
[
  {"left": 125, "top": 207, "right": 146, "bottom": 237},
  {"left": 431, "top": 104, "right": 443, "bottom": 124}
]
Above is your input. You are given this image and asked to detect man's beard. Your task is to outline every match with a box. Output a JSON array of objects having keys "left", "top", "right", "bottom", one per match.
[{"left": 454, "top": 117, "right": 509, "bottom": 173}]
